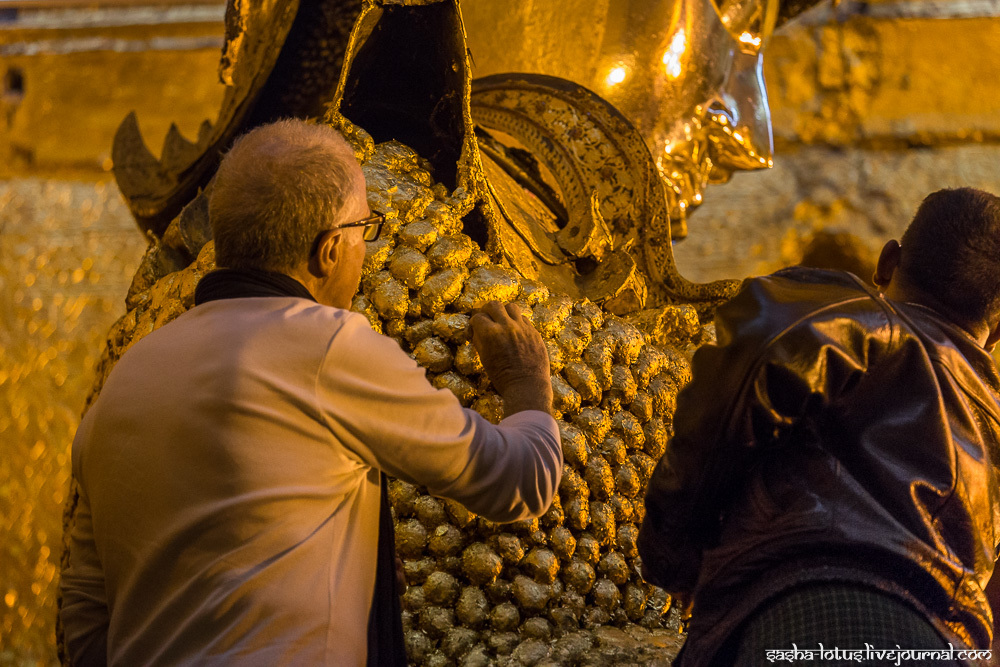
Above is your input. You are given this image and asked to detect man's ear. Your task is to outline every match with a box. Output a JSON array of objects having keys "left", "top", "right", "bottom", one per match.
[
  {"left": 308, "top": 230, "right": 344, "bottom": 278},
  {"left": 873, "top": 239, "right": 902, "bottom": 289}
]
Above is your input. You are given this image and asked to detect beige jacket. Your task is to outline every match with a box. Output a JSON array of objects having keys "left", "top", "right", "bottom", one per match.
[{"left": 61, "top": 297, "right": 562, "bottom": 666}]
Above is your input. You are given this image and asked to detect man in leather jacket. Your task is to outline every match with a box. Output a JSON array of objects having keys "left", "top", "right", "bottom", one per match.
[{"left": 638, "top": 187, "right": 1000, "bottom": 665}]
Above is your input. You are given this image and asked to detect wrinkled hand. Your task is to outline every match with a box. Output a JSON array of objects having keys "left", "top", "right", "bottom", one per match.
[{"left": 469, "top": 301, "right": 552, "bottom": 417}]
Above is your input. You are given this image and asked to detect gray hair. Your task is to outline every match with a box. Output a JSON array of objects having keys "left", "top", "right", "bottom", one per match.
[{"left": 209, "top": 119, "right": 366, "bottom": 272}]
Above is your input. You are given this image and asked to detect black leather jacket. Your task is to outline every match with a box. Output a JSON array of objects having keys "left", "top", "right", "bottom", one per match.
[{"left": 638, "top": 268, "right": 1000, "bottom": 664}]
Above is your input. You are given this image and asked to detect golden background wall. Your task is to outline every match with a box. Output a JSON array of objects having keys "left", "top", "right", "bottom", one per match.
[
  {"left": 2, "top": 0, "right": 1000, "bottom": 663},
  {"left": 0, "top": 179, "right": 146, "bottom": 662}
]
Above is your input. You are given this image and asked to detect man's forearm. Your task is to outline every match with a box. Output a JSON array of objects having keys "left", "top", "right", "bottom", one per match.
[{"left": 435, "top": 409, "right": 563, "bottom": 522}]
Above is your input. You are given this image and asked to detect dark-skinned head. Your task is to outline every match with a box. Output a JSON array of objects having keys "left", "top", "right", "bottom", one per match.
[{"left": 896, "top": 188, "right": 1000, "bottom": 329}]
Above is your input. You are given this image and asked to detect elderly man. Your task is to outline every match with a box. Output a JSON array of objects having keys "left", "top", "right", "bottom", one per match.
[
  {"left": 60, "top": 119, "right": 562, "bottom": 666},
  {"left": 639, "top": 187, "right": 1000, "bottom": 665}
]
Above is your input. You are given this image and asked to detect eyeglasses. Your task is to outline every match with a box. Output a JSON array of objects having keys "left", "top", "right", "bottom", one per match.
[
  {"left": 312, "top": 212, "right": 386, "bottom": 255},
  {"left": 335, "top": 212, "right": 386, "bottom": 242}
]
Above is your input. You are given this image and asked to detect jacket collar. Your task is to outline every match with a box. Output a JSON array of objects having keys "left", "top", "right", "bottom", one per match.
[{"left": 194, "top": 268, "right": 316, "bottom": 305}]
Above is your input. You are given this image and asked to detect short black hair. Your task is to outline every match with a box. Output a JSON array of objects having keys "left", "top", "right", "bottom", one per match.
[{"left": 900, "top": 187, "right": 1000, "bottom": 324}]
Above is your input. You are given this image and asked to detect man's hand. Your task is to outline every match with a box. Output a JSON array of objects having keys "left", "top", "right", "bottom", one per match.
[{"left": 469, "top": 301, "right": 552, "bottom": 417}]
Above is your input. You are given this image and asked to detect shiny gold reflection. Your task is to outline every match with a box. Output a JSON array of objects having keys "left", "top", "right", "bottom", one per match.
[{"left": 1, "top": 180, "right": 147, "bottom": 664}]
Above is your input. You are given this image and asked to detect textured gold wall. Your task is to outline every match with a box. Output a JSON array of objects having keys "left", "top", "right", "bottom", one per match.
[
  {"left": 0, "top": 180, "right": 146, "bottom": 663},
  {"left": 2, "top": 8, "right": 223, "bottom": 659},
  {"left": 0, "top": 8, "right": 225, "bottom": 177}
]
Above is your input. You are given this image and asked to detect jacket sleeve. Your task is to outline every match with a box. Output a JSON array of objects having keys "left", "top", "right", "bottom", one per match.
[
  {"left": 316, "top": 313, "right": 562, "bottom": 522},
  {"left": 59, "top": 477, "right": 110, "bottom": 667},
  {"left": 637, "top": 274, "right": 879, "bottom": 593}
]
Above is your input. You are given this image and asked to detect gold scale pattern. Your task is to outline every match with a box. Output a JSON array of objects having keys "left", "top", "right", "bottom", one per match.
[
  {"left": 74, "top": 123, "right": 710, "bottom": 664},
  {"left": 1, "top": 179, "right": 147, "bottom": 665}
]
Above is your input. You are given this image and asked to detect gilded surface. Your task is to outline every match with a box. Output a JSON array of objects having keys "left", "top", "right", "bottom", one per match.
[
  {"left": 101, "top": 0, "right": 750, "bottom": 314},
  {"left": 468, "top": 69, "right": 744, "bottom": 310},
  {"left": 471, "top": 79, "right": 657, "bottom": 311},
  {"left": 0, "top": 180, "right": 146, "bottom": 665},
  {"left": 111, "top": 0, "right": 357, "bottom": 236},
  {"left": 464, "top": 0, "right": 781, "bottom": 231}
]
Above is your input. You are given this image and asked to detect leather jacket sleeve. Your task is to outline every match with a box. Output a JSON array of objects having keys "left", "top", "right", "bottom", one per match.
[{"left": 637, "top": 272, "right": 884, "bottom": 593}]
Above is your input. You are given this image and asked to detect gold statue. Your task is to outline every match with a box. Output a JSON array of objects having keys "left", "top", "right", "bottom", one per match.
[
  {"left": 62, "top": 0, "right": 821, "bottom": 663},
  {"left": 463, "top": 0, "right": 782, "bottom": 311}
]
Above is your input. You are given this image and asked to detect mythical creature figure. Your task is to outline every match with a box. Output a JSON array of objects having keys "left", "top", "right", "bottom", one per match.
[{"left": 62, "top": 0, "right": 820, "bottom": 663}]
